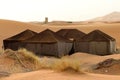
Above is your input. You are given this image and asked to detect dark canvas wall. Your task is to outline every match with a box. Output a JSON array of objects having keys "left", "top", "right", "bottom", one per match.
[{"left": 24, "top": 42, "right": 72, "bottom": 57}]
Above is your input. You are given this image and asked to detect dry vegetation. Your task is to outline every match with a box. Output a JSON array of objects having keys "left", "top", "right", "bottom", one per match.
[
  {"left": 0, "top": 49, "right": 83, "bottom": 74},
  {"left": 52, "top": 56, "right": 81, "bottom": 72}
]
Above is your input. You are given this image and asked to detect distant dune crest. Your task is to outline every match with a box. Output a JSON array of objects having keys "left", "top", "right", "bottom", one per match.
[{"left": 89, "top": 12, "right": 120, "bottom": 22}]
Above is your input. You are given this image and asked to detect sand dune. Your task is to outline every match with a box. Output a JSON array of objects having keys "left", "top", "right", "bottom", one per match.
[
  {"left": 2, "top": 70, "right": 120, "bottom": 80},
  {"left": 89, "top": 12, "right": 120, "bottom": 22},
  {"left": 2, "top": 53, "right": 120, "bottom": 80}
]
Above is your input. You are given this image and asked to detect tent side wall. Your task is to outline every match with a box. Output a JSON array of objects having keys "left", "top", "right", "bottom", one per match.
[
  {"left": 3, "top": 41, "right": 15, "bottom": 50},
  {"left": 25, "top": 43, "right": 58, "bottom": 57},
  {"left": 74, "top": 41, "right": 89, "bottom": 53},
  {"left": 3, "top": 41, "right": 22, "bottom": 50},
  {"left": 25, "top": 43, "right": 42, "bottom": 56},
  {"left": 89, "top": 41, "right": 108, "bottom": 55},
  {"left": 58, "top": 42, "right": 66, "bottom": 57},
  {"left": 41, "top": 43, "right": 58, "bottom": 57},
  {"left": 109, "top": 40, "right": 116, "bottom": 53},
  {"left": 8, "top": 42, "right": 20, "bottom": 50},
  {"left": 113, "top": 41, "right": 117, "bottom": 52},
  {"left": 3, "top": 40, "right": 27, "bottom": 51},
  {"left": 57, "top": 42, "right": 72, "bottom": 57},
  {"left": 3, "top": 40, "right": 8, "bottom": 49},
  {"left": 24, "top": 43, "right": 38, "bottom": 55},
  {"left": 36, "top": 44, "right": 42, "bottom": 55}
]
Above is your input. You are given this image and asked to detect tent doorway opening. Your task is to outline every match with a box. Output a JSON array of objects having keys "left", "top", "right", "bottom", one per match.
[{"left": 69, "top": 44, "right": 74, "bottom": 55}]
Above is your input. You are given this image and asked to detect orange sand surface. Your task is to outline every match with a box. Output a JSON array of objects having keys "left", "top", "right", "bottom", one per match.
[
  {"left": 2, "top": 69, "right": 120, "bottom": 80},
  {"left": 1, "top": 52, "right": 120, "bottom": 80}
]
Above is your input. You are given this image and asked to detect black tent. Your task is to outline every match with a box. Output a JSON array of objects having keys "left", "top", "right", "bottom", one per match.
[
  {"left": 56, "top": 29, "right": 86, "bottom": 41},
  {"left": 56, "top": 29, "right": 86, "bottom": 54},
  {"left": 24, "top": 29, "right": 72, "bottom": 57},
  {"left": 3, "top": 29, "right": 37, "bottom": 50},
  {"left": 75, "top": 30, "right": 116, "bottom": 55}
]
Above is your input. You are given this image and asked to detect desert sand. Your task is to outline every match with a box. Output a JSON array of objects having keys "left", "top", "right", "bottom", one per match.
[
  {"left": 89, "top": 12, "right": 120, "bottom": 22},
  {"left": 0, "top": 19, "right": 120, "bottom": 80},
  {"left": 1, "top": 53, "right": 120, "bottom": 80},
  {"left": 1, "top": 69, "right": 120, "bottom": 80}
]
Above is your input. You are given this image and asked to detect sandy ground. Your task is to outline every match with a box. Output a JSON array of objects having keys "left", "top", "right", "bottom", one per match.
[
  {"left": 1, "top": 53, "right": 120, "bottom": 80},
  {"left": 1, "top": 70, "right": 120, "bottom": 80}
]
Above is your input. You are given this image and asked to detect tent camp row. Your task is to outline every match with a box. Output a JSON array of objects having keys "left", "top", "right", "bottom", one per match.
[
  {"left": 74, "top": 30, "right": 116, "bottom": 55},
  {"left": 56, "top": 29, "right": 116, "bottom": 55},
  {"left": 3, "top": 29, "right": 72, "bottom": 57},
  {"left": 3, "top": 29, "right": 116, "bottom": 57}
]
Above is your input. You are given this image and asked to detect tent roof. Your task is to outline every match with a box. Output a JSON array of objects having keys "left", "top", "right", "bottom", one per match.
[
  {"left": 79, "top": 30, "right": 115, "bottom": 42},
  {"left": 56, "top": 29, "right": 86, "bottom": 40},
  {"left": 24, "top": 29, "right": 72, "bottom": 43},
  {"left": 4, "top": 29, "right": 37, "bottom": 41}
]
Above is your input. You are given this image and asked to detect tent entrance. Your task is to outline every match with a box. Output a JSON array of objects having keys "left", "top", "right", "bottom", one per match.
[{"left": 69, "top": 44, "right": 74, "bottom": 55}]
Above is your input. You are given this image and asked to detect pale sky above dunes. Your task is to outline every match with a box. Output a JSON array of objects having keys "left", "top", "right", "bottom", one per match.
[{"left": 0, "top": 0, "right": 120, "bottom": 22}]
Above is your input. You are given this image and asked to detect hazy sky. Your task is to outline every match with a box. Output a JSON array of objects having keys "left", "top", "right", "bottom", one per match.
[{"left": 0, "top": 0, "right": 120, "bottom": 21}]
